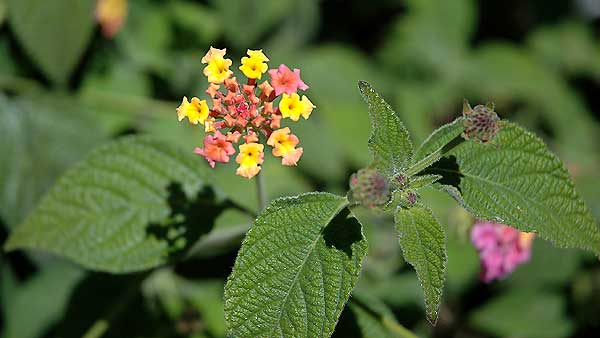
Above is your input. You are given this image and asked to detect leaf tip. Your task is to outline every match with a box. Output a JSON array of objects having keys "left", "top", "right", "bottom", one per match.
[
  {"left": 426, "top": 310, "right": 440, "bottom": 326},
  {"left": 357, "top": 80, "right": 372, "bottom": 95}
]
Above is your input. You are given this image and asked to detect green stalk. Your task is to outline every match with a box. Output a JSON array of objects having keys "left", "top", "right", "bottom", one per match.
[
  {"left": 405, "top": 149, "right": 442, "bottom": 177},
  {"left": 405, "top": 134, "right": 465, "bottom": 177},
  {"left": 256, "top": 170, "right": 267, "bottom": 211},
  {"left": 382, "top": 317, "right": 420, "bottom": 338}
]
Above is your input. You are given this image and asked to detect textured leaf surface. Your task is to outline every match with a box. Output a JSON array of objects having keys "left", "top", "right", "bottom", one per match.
[
  {"left": 8, "top": 0, "right": 94, "bottom": 85},
  {"left": 432, "top": 121, "right": 600, "bottom": 254},
  {"left": 412, "top": 117, "right": 464, "bottom": 165},
  {"left": 358, "top": 81, "right": 413, "bottom": 177},
  {"left": 224, "top": 192, "right": 368, "bottom": 338},
  {"left": 5, "top": 136, "right": 224, "bottom": 273},
  {"left": 394, "top": 205, "right": 447, "bottom": 324}
]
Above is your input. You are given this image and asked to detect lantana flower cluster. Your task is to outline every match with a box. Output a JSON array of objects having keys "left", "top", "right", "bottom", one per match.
[
  {"left": 471, "top": 221, "right": 535, "bottom": 282},
  {"left": 176, "top": 47, "right": 315, "bottom": 179}
]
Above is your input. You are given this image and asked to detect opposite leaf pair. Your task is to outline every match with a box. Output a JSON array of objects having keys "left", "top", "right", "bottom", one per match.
[
  {"left": 4, "top": 82, "right": 599, "bottom": 338},
  {"left": 223, "top": 80, "right": 600, "bottom": 337}
]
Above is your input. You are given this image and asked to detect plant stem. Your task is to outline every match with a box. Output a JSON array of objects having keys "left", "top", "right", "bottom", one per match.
[
  {"left": 81, "top": 320, "right": 109, "bottom": 338},
  {"left": 256, "top": 171, "right": 267, "bottom": 211},
  {"left": 405, "top": 134, "right": 465, "bottom": 177},
  {"left": 405, "top": 149, "right": 442, "bottom": 177},
  {"left": 382, "top": 317, "right": 420, "bottom": 338}
]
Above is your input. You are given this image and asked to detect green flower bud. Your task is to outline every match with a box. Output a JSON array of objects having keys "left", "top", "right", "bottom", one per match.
[{"left": 349, "top": 168, "right": 391, "bottom": 208}]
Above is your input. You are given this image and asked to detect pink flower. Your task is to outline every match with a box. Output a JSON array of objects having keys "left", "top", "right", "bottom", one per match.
[
  {"left": 471, "top": 221, "right": 534, "bottom": 283},
  {"left": 268, "top": 64, "right": 309, "bottom": 96},
  {"left": 194, "top": 131, "right": 235, "bottom": 168}
]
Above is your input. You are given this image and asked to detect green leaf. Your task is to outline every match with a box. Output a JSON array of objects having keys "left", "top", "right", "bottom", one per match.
[
  {"left": 5, "top": 136, "right": 228, "bottom": 273},
  {"left": 411, "top": 117, "right": 464, "bottom": 165},
  {"left": 0, "top": 95, "right": 106, "bottom": 229},
  {"left": 7, "top": 0, "right": 94, "bottom": 85},
  {"left": 430, "top": 121, "right": 600, "bottom": 254},
  {"left": 224, "top": 192, "right": 368, "bottom": 338},
  {"left": 358, "top": 81, "right": 413, "bottom": 177},
  {"left": 469, "top": 290, "right": 573, "bottom": 338},
  {"left": 394, "top": 205, "right": 446, "bottom": 324}
]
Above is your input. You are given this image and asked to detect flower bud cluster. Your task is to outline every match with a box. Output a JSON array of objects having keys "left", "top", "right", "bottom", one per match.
[{"left": 462, "top": 100, "right": 500, "bottom": 143}]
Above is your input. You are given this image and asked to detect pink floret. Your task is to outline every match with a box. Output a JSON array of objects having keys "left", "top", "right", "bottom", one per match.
[
  {"left": 194, "top": 131, "right": 235, "bottom": 168},
  {"left": 268, "top": 64, "right": 309, "bottom": 96}
]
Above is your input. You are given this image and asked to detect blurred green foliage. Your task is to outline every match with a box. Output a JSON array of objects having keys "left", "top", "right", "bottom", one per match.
[{"left": 1, "top": 0, "right": 600, "bottom": 337}]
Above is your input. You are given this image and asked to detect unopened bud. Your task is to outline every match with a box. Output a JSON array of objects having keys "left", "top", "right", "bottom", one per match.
[
  {"left": 462, "top": 99, "right": 500, "bottom": 143},
  {"left": 395, "top": 173, "right": 407, "bottom": 188},
  {"left": 349, "top": 168, "right": 391, "bottom": 208}
]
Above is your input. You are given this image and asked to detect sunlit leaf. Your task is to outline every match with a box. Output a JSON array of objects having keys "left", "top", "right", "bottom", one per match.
[
  {"left": 429, "top": 121, "right": 600, "bottom": 255},
  {"left": 224, "top": 192, "right": 367, "bottom": 338},
  {"left": 394, "top": 204, "right": 446, "bottom": 324},
  {"left": 359, "top": 81, "right": 413, "bottom": 177}
]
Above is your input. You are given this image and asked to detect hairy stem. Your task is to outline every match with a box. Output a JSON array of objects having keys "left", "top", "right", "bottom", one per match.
[
  {"left": 405, "top": 150, "right": 442, "bottom": 177},
  {"left": 406, "top": 134, "right": 465, "bottom": 177}
]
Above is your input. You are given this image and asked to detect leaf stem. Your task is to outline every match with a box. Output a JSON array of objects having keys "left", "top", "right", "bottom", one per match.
[
  {"left": 256, "top": 171, "right": 267, "bottom": 210},
  {"left": 405, "top": 149, "right": 442, "bottom": 177},
  {"left": 405, "top": 135, "right": 464, "bottom": 177},
  {"left": 382, "top": 317, "right": 421, "bottom": 338}
]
